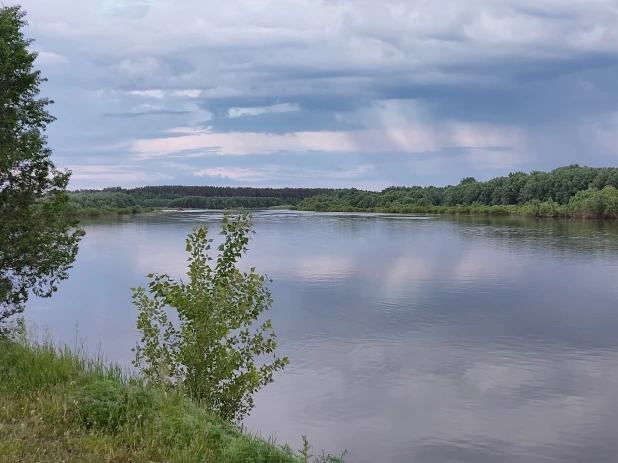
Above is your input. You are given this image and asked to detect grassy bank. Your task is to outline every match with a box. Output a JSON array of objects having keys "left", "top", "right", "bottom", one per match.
[
  {"left": 297, "top": 203, "right": 564, "bottom": 217},
  {"left": 69, "top": 206, "right": 159, "bottom": 217},
  {"left": 70, "top": 205, "right": 299, "bottom": 216},
  {"left": 296, "top": 202, "right": 618, "bottom": 219},
  {"left": 0, "top": 337, "right": 345, "bottom": 463},
  {"left": 268, "top": 205, "right": 298, "bottom": 210}
]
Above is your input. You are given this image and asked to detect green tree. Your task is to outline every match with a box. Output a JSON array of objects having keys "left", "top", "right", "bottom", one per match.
[
  {"left": 132, "top": 212, "right": 288, "bottom": 423},
  {"left": 568, "top": 186, "right": 618, "bottom": 218},
  {"left": 0, "top": 6, "right": 84, "bottom": 329}
]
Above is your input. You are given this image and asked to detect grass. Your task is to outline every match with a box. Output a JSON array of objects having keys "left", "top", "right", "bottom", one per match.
[
  {"left": 297, "top": 203, "right": 576, "bottom": 218},
  {"left": 267, "top": 205, "right": 298, "bottom": 210},
  {"left": 69, "top": 206, "right": 158, "bottom": 217},
  {"left": 0, "top": 333, "right": 346, "bottom": 463}
]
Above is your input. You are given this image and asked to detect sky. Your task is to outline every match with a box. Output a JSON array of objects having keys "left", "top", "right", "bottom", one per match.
[{"left": 16, "top": 0, "right": 618, "bottom": 190}]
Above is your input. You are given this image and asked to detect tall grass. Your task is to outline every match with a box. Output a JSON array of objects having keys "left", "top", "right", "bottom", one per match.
[
  {"left": 300, "top": 203, "right": 577, "bottom": 218},
  {"left": 0, "top": 331, "right": 346, "bottom": 463}
]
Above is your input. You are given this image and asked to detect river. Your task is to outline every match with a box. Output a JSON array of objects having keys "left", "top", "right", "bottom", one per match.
[{"left": 26, "top": 211, "right": 618, "bottom": 463}]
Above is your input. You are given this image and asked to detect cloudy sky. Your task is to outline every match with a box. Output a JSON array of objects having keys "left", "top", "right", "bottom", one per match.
[{"left": 17, "top": 0, "right": 618, "bottom": 189}]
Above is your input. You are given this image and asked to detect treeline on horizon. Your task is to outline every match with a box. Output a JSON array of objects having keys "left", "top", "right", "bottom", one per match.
[
  {"left": 69, "top": 165, "right": 618, "bottom": 219},
  {"left": 67, "top": 186, "right": 333, "bottom": 215},
  {"left": 297, "top": 165, "right": 618, "bottom": 218}
]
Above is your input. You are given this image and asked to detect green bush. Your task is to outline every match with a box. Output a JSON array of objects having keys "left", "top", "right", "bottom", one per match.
[
  {"left": 79, "top": 207, "right": 103, "bottom": 217},
  {"left": 568, "top": 186, "right": 618, "bottom": 218},
  {"left": 132, "top": 212, "right": 288, "bottom": 423}
]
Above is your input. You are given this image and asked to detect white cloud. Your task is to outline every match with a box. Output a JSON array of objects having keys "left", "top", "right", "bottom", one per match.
[
  {"left": 67, "top": 165, "right": 173, "bottom": 188},
  {"left": 127, "top": 89, "right": 165, "bottom": 98},
  {"left": 116, "top": 57, "right": 161, "bottom": 75},
  {"left": 321, "top": 165, "right": 374, "bottom": 179},
  {"left": 128, "top": 120, "right": 524, "bottom": 158},
  {"left": 227, "top": 103, "right": 300, "bottom": 118},
  {"left": 36, "top": 51, "right": 70, "bottom": 65},
  {"left": 173, "top": 89, "right": 202, "bottom": 98},
  {"left": 193, "top": 167, "right": 271, "bottom": 182},
  {"left": 462, "top": 10, "right": 556, "bottom": 45},
  {"left": 122, "top": 89, "right": 203, "bottom": 99},
  {"left": 192, "top": 165, "right": 375, "bottom": 184}
]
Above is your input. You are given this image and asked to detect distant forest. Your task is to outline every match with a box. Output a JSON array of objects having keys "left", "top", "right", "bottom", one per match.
[
  {"left": 69, "top": 165, "right": 618, "bottom": 218},
  {"left": 297, "top": 165, "right": 618, "bottom": 218},
  {"left": 68, "top": 186, "right": 334, "bottom": 214}
]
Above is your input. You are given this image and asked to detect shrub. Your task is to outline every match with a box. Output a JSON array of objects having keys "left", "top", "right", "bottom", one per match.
[{"left": 132, "top": 212, "right": 288, "bottom": 423}]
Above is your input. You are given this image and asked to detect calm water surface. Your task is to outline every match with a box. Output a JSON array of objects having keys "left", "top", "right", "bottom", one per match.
[{"left": 27, "top": 211, "right": 618, "bottom": 463}]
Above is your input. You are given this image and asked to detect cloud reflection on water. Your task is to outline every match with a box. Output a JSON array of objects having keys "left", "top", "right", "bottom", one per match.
[{"left": 25, "top": 212, "right": 618, "bottom": 463}]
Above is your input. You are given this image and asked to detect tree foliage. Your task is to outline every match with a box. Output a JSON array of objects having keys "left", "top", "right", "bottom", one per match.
[
  {"left": 129, "top": 185, "right": 332, "bottom": 200},
  {"left": 0, "top": 6, "right": 83, "bottom": 327},
  {"left": 567, "top": 186, "right": 618, "bottom": 218},
  {"left": 68, "top": 186, "right": 334, "bottom": 212},
  {"left": 132, "top": 212, "right": 288, "bottom": 423},
  {"left": 297, "top": 165, "right": 618, "bottom": 216}
]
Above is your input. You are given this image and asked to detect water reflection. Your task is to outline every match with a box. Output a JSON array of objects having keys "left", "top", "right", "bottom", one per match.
[{"left": 26, "top": 212, "right": 618, "bottom": 463}]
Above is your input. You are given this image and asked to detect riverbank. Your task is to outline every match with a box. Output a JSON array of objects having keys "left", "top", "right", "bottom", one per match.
[
  {"left": 69, "top": 205, "right": 300, "bottom": 217},
  {"left": 68, "top": 206, "right": 160, "bottom": 217},
  {"left": 296, "top": 180, "right": 618, "bottom": 219},
  {"left": 295, "top": 203, "right": 618, "bottom": 219},
  {"left": 0, "top": 336, "right": 345, "bottom": 463},
  {"left": 68, "top": 204, "right": 617, "bottom": 220}
]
